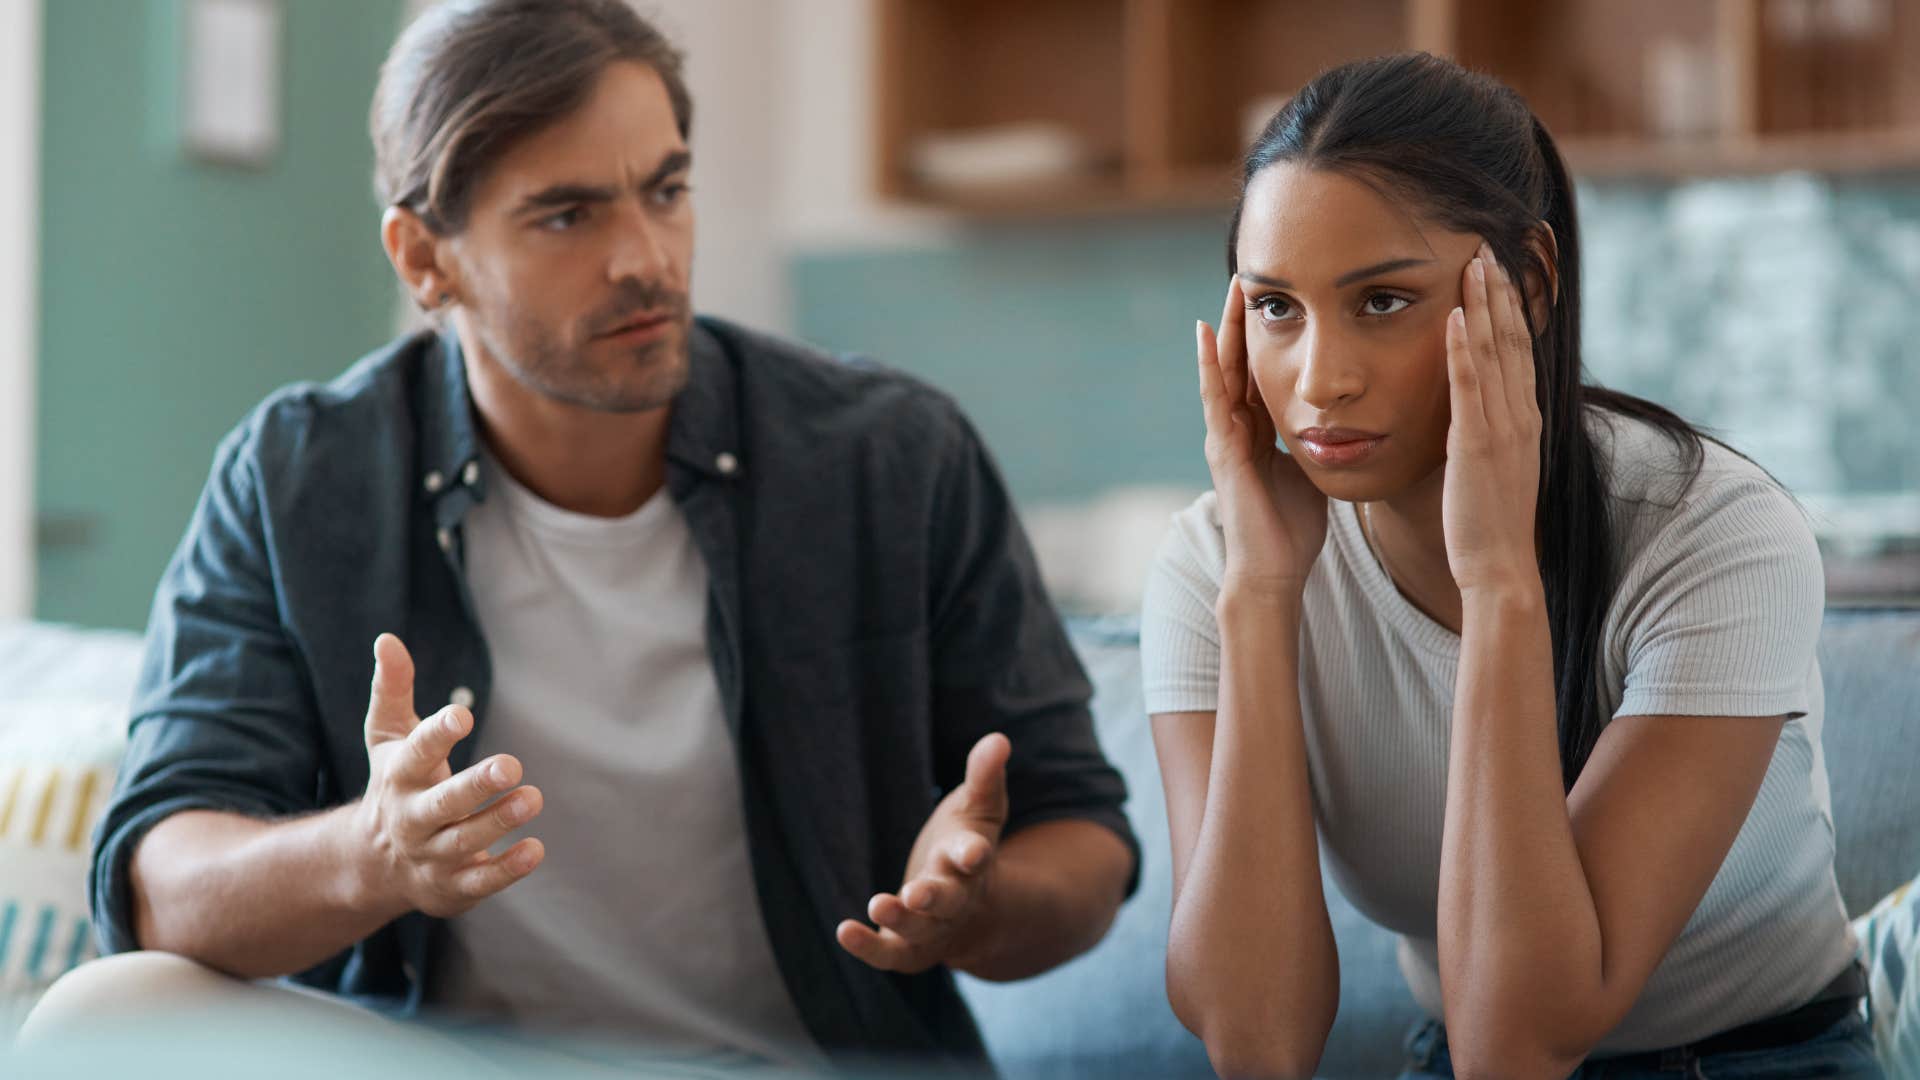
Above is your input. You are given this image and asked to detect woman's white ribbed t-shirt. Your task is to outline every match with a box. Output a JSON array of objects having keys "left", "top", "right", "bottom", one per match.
[{"left": 1140, "top": 411, "right": 1857, "bottom": 1054}]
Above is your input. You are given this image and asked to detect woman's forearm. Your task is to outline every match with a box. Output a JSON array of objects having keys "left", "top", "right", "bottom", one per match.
[
  {"left": 1168, "top": 587, "right": 1338, "bottom": 1078},
  {"left": 1438, "top": 581, "right": 1604, "bottom": 1068}
]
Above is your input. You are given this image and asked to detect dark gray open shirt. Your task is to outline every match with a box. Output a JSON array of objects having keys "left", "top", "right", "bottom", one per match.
[{"left": 90, "top": 316, "right": 1138, "bottom": 1068}]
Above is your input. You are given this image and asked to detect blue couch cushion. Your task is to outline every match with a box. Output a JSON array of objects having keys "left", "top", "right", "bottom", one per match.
[{"left": 1818, "top": 610, "right": 1920, "bottom": 916}]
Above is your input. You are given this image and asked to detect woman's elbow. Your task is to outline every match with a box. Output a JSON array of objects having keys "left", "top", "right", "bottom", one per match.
[
  {"left": 1201, "top": 1033, "right": 1326, "bottom": 1080},
  {"left": 1445, "top": 1025, "right": 1584, "bottom": 1080},
  {"left": 1167, "top": 963, "right": 1333, "bottom": 1079}
]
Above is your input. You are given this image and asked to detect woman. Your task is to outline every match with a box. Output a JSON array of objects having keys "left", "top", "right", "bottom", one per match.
[{"left": 1142, "top": 53, "right": 1880, "bottom": 1079}]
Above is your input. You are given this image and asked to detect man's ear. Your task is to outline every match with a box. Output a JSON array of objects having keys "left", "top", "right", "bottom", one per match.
[
  {"left": 381, "top": 206, "right": 459, "bottom": 313},
  {"left": 1520, "top": 221, "right": 1559, "bottom": 334}
]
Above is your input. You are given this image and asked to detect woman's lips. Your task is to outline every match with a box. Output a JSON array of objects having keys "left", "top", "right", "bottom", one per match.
[{"left": 1296, "top": 428, "right": 1387, "bottom": 467}]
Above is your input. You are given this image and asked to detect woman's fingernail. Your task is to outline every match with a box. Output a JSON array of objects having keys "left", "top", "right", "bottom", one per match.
[{"left": 1472, "top": 258, "right": 1485, "bottom": 282}]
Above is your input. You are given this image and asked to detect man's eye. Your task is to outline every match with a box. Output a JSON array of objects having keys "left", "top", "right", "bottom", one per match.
[{"left": 540, "top": 207, "right": 584, "bottom": 231}]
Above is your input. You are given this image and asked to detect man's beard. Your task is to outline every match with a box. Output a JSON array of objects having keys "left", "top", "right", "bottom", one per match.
[{"left": 481, "top": 280, "right": 693, "bottom": 414}]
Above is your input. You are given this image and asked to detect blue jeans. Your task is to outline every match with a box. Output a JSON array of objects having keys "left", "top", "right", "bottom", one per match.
[{"left": 1396, "top": 1011, "right": 1884, "bottom": 1079}]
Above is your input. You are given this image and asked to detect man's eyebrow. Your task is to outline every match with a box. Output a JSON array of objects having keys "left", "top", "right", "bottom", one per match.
[
  {"left": 510, "top": 151, "right": 693, "bottom": 215},
  {"left": 513, "top": 183, "right": 618, "bottom": 214},
  {"left": 1238, "top": 257, "right": 1435, "bottom": 291},
  {"left": 642, "top": 149, "right": 693, "bottom": 187}
]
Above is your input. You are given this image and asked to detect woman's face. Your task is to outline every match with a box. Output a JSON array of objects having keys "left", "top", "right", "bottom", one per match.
[{"left": 1234, "top": 163, "right": 1485, "bottom": 504}]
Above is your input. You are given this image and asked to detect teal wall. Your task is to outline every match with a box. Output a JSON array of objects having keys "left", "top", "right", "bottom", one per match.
[
  {"left": 36, "top": 0, "right": 405, "bottom": 629},
  {"left": 793, "top": 217, "right": 1228, "bottom": 504}
]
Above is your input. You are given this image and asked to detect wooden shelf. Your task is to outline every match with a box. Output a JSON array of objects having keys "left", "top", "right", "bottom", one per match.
[
  {"left": 873, "top": 0, "right": 1920, "bottom": 216},
  {"left": 1562, "top": 129, "right": 1920, "bottom": 177}
]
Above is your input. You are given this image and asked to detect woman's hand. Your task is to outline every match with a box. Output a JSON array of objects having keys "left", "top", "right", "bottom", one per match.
[
  {"left": 1441, "top": 242, "right": 1544, "bottom": 595},
  {"left": 1198, "top": 277, "right": 1328, "bottom": 601}
]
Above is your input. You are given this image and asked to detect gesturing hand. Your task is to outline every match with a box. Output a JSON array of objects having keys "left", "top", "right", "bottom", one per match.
[
  {"left": 1441, "top": 242, "right": 1545, "bottom": 595},
  {"left": 836, "top": 734, "right": 1011, "bottom": 975},
  {"left": 354, "top": 633, "right": 545, "bottom": 919}
]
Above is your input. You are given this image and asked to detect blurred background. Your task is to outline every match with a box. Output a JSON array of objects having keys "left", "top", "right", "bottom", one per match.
[{"left": 2, "top": 0, "right": 1917, "bottom": 632}]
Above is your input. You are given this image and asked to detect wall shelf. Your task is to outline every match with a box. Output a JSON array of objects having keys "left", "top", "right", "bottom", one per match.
[{"left": 874, "top": 0, "right": 1920, "bottom": 216}]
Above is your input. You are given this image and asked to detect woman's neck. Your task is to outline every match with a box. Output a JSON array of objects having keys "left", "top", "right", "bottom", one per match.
[{"left": 1360, "top": 469, "right": 1464, "bottom": 634}]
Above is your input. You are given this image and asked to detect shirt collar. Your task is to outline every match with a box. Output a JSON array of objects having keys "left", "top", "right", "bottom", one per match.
[
  {"left": 418, "top": 329, "right": 485, "bottom": 514},
  {"left": 667, "top": 317, "right": 741, "bottom": 483}
]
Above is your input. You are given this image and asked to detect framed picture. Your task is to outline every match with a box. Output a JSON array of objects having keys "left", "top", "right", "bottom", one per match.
[{"left": 178, "top": 0, "right": 283, "bottom": 168}]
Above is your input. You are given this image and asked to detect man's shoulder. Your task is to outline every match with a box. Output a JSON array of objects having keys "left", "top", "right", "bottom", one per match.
[
  {"left": 219, "top": 331, "right": 433, "bottom": 479},
  {"left": 705, "top": 316, "right": 974, "bottom": 455}
]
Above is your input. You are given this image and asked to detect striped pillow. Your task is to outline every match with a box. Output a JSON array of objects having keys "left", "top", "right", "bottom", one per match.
[
  {"left": 0, "top": 699, "right": 127, "bottom": 1036},
  {"left": 1855, "top": 872, "right": 1919, "bottom": 1079}
]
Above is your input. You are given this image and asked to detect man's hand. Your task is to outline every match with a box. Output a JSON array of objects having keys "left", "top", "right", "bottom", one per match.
[
  {"left": 836, "top": 733, "right": 1011, "bottom": 975},
  {"left": 351, "top": 633, "right": 545, "bottom": 919}
]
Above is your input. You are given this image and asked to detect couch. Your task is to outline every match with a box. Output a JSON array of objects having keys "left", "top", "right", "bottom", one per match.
[{"left": 1, "top": 609, "right": 1915, "bottom": 1078}]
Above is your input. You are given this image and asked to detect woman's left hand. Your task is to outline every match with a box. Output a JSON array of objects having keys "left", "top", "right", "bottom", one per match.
[{"left": 1442, "top": 240, "right": 1544, "bottom": 594}]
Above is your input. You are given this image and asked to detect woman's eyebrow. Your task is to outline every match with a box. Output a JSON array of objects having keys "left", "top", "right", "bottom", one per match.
[{"left": 1239, "top": 257, "right": 1435, "bottom": 291}]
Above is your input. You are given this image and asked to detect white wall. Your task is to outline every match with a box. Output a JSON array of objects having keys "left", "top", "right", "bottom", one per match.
[
  {"left": 639, "top": 0, "right": 790, "bottom": 331},
  {"left": 773, "top": 0, "right": 953, "bottom": 256},
  {"left": 0, "top": 0, "right": 42, "bottom": 619}
]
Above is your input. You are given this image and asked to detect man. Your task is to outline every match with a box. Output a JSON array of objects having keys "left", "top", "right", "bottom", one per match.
[{"left": 44, "top": 0, "right": 1136, "bottom": 1070}]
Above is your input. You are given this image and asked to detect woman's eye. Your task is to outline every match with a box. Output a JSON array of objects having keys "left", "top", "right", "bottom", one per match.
[
  {"left": 1253, "top": 296, "right": 1296, "bottom": 321},
  {"left": 1362, "top": 294, "right": 1411, "bottom": 316}
]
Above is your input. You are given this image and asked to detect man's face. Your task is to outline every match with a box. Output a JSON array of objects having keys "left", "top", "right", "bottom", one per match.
[{"left": 446, "top": 61, "right": 694, "bottom": 414}]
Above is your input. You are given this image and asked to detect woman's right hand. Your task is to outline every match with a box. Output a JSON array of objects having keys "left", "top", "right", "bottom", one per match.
[{"left": 1197, "top": 277, "right": 1329, "bottom": 600}]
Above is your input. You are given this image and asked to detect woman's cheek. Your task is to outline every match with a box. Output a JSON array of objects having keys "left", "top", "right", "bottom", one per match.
[{"left": 1245, "top": 341, "right": 1287, "bottom": 398}]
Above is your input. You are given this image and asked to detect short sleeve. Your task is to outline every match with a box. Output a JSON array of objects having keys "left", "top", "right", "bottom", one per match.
[
  {"left": 1612, "top": 478, "right": 1826, "bottom": 720},
  {"left": 1140, "top": 493, "right": 1228, "bottom": 716}
]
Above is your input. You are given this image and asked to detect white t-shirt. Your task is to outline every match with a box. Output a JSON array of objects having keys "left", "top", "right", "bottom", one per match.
[
  {"left": 1141, "top": 410, "right": 1858, "bottom": 1054},
  {"left": 427, "top": 453, "right": 818, "bottom": 1069}
]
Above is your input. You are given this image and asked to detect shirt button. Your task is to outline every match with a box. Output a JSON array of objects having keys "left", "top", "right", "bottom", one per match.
[
  {"left": 462, "top": 460, "right": 480, "bottom": 487},
  {"left": 715, "top": 451, "right": 739, "bottom": 476},
  {"left": 423, "top": 470, "right": 444, "bottom": 494},
  {"left": 436, "top": 527, "right": 453, "bottom": 553},
  {"left": 450, "top": 686, "right": 475, "bottom": 710}
]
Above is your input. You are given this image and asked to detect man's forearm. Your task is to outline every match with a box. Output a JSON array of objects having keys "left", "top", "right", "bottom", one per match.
[
  {"left": 947, "top": 819, "right": 1132, "bottom": 982},
  {"left": 129, "top": 806, "right": 405, "bottom": 979}
]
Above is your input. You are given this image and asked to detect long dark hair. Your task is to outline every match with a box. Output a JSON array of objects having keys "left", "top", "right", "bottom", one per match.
[{"left": 1232, "top": 52, "right": 1707, "bottom": 790}]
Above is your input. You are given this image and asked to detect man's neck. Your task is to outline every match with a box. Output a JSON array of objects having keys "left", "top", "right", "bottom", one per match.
[{"left": 461, "top": 348, "right": 671, "bottom": 519}]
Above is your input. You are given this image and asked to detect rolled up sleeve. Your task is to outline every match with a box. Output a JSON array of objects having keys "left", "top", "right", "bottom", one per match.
[
  {"left": 923, "top": 407, "right": 1140, "bottom": 897},
  {"left": 89, "top": 427, "right": 324, "bottom": 955}
]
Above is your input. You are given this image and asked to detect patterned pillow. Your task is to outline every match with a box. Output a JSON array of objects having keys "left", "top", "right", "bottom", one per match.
[
  {"left": 0, "top": 699, "right": 127, "bottom": 1037},
  {"left": 1854, "top": 871, "right": 1920, "bottom": 1079}
]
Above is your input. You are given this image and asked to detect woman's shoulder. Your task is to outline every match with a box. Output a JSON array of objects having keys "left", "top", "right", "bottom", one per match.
[
  {"left": 1590, "top": 407, "right": 1810, "bottom": 536},
  {"left": 1155, "top": 490, "right": 1227, "bottom": 578},
  {"left": 1588, "top": 406, "right": 1822, "bottom": 608}
]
